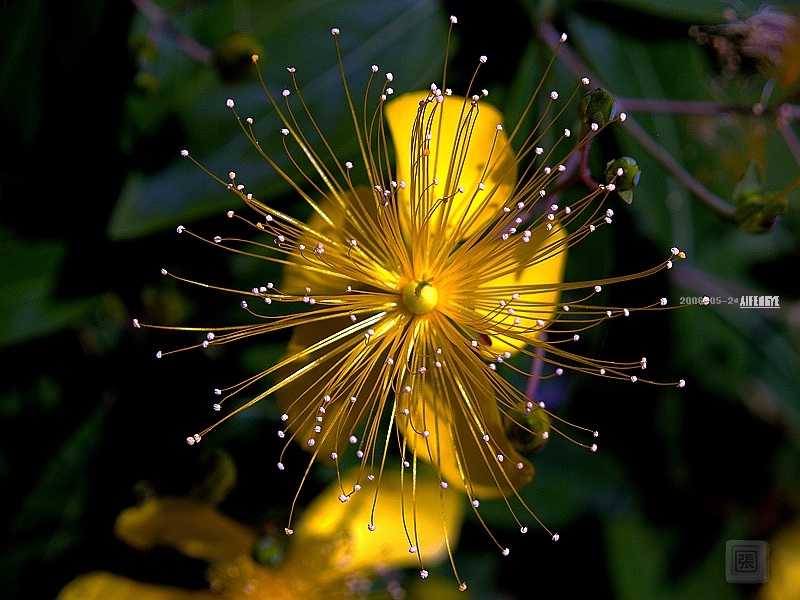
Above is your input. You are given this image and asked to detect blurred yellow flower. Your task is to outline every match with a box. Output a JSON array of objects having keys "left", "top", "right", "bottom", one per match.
[
  {"left": 758, "top": 517, "right": 800, "bottom": 600},
  {"left": 136, "top": 16, "right": 687, "bottom": 588},
  {"left": 57, "top": 469, "right": 464, "bottom": 600}
]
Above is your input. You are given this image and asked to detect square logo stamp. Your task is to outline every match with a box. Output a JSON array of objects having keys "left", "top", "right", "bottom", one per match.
[{"left": 726, "top": 540, "right": 768, "bottom": 583}]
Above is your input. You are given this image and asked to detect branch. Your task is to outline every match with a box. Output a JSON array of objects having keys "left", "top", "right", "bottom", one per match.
[
  {"left": 536, "top": 21, "right": 738, "bottom": 223},
  {"left": 130, "top": 0, "right": 213, "bottom": 65}
]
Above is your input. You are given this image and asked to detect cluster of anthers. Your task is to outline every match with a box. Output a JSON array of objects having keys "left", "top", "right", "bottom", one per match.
[{"left": 134, "top": 15, "right": 690, "bottom": 591}]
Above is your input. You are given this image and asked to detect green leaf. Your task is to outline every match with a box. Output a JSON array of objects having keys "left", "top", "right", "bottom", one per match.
[
  {"left": 0, "top": 236, "right": 99, "bottom": 347},
  {"left": 109, "top": 0, "right": 450, "bottom": 240},
  {"left": 0, "top": 405, "right": 109, "bottom": 586},
  {"left": 604, "top": 513, "right": 750, "bottom": 600},
  {"left": 475, "top": 436, "right": 637, "bottom": 532},
  {"left": 604, "top": 514, "right": 668, "bottom": 600},
  {"left": 560, "top": 0, "right": 728, "bottom": 23}
]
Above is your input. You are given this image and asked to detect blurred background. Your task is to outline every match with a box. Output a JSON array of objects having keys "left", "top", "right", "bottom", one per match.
[{"left": 2, "top": 0, "right": 799, "bottom": 598}]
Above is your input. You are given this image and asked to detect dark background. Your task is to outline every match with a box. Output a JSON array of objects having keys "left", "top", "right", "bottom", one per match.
[{"left": 2, "top": 1, "right": 799, "bottom": 598}]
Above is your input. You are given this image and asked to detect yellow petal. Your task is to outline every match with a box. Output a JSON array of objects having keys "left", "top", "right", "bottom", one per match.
[
  {"left": 288, "top": 467, "right": 464, "bottom": 578},
  {"left": 114, "top": 497, "right": 258, "bottom": 564},
  {"left": 758, "top": 518, "right": 800, "bottom": 600},
  {"left": 397, "top": 331, "right": 534, "bottom": 499},
  {"left": 476, "top": 222, "right": 568, "bottom": 356},
  {"left": 385, "top": 92, "right": 517, "bottom": 241},
  {"left": 280, "top": 187, "right": 397, "bottom": 297},
  {"left": 56, "top": 572, "right": 215, "bottom": 600}
]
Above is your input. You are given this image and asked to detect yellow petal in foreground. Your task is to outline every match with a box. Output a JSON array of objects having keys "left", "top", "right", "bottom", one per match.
[
  {"left": 56, "top": 572, "right": 216, "bottom": 600},
  {"left": 758, "top": 518, "right": 800, "bottom": 600},
  {"left": 114, "top": 497, "right": 258, "bottom": 565},
  {"left": 290, "top": 467, "right": 464, "bottom": 579}
]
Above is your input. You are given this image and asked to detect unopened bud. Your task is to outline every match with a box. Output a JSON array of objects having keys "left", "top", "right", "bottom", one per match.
[{"left": 605, "top": 156, "right": 641, "bottom": 204}]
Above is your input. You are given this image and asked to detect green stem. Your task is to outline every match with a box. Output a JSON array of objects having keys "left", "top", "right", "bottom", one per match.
[
  {"left": 536, "top": 21, "right": 738, "bottom": 223},
  {"left": 130, "top": 0, "right": 213, "bottom": 64}
]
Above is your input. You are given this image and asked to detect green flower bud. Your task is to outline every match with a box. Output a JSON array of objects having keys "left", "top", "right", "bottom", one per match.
[
  {"left": 252, "top": 534, "right": 288, "bottom": 567},
  {"left": 129, "top": 33, "right": 158, "bottom": 65},
  {"left": 605, "top": 156, "right": 641, "bottom": 204},
  {"left": 213, "top": 32, "right": 264, "bottom": 83},
  {"left": 505, "top": 404, "right": 552, "bottom": 454},
  {"left": 733, "top": 161, "right": 789, "bottom": 233},
  {"left": 577, "top": 87, "right": 617, "bottom": 129},
  {"left": 133, "top": 71, "right": 161, "bottom": 98}
]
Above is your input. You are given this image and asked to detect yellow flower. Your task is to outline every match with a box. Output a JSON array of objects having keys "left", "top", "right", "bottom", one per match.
[
  {"left": 57, "top": 469, "right": 464, "bottom": 600},
  {"left": 136, "top": 16, "right": 687, "bottom": 588},
  {"left": 758, "top": 517, "right": 800, "bottom": 600}
]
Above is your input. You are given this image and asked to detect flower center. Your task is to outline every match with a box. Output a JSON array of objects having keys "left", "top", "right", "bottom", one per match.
[{"left": 402, "top": 279, "right": 438, "bottom": 315}]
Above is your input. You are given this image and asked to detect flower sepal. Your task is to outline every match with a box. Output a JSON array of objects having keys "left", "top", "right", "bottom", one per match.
[
  {"left": 605, "top": 156, "right": 641, "bottom": 204},
  {"left": 732, "top": 160, "right": 790, "bottom": 233}
]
